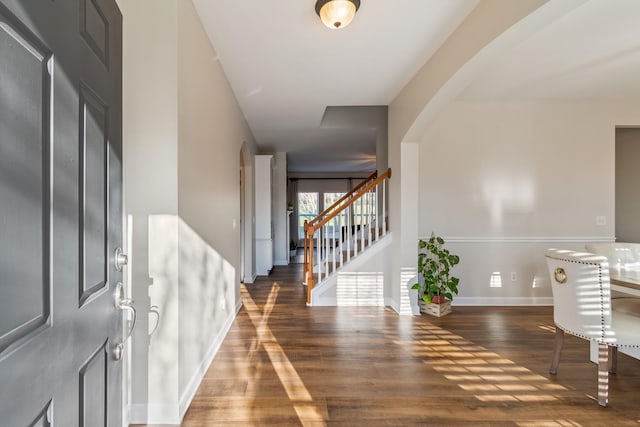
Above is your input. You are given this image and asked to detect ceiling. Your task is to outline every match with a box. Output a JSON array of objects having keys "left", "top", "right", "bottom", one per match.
[
  {"left": 460, "top": 0, "right": 640, "bottom": 102},
  {"left": 192, "top": 0, "right": 640, "bottom": 173},
  {"left": 192, "top": 0, "right": 478, "bottom": 172}
]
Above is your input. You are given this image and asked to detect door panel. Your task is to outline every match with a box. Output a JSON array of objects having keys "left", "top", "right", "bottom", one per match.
[
  {"left": 79, "top": 85, "right": 108, "bottom": 306},
  {"left": 79, "top": 341, "right": 108, "bottom": 427},
  {"left": 0, "top": 0, "right": 123, "bottom": 425},
  {"left": 80, "top": 0, "right": 109, "bottom": 67},
  {"left": 0, "top": 2, "right": 51, "bottom": 355}
]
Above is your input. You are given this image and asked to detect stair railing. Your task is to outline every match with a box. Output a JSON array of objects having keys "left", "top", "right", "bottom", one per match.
[
  {"left": 306, "top": 170, "right": 377, "bottom": 231},
  {"left": 303, "top": 170, "right": 377, "bottom": 288},
  {"left": 303, "top": 168, "right": 392, "bottom": 304}
]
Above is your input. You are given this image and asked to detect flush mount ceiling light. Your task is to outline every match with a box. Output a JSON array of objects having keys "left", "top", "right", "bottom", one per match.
[{"left": 315, "top": 0, "right": 361, "bottom": 30}]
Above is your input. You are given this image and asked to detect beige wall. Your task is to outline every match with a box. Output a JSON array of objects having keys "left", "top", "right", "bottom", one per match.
[
  {"left": 176, "top": 0, "right": 256, "bottom": 410},
  {"left": 386, "top": 0, "right": 640, "bottom": 308},
  {"left": 121, "top": 0, "right": 256, "bottom": 423},
  {"left": 416, "top": 101, "right": 640, "bottom": 303},
  {"left": 419, "top": 101, "right": 621, "bottom": 238},
  {"left": 388, "top": 0, "right": 552, "bottom": 312}
]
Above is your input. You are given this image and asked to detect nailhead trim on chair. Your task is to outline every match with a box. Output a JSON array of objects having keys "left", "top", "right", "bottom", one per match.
[{"left": 546, "top": 253, "right": 640, "bottom": 349}]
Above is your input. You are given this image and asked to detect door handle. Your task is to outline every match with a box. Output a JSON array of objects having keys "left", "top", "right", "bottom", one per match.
[
  {"left": 118, "top": 299, "right": 137, "bottom": 342},
  {"left": 113, "top": 282, "right": 136, "bottom": 361},
  {"left": 149, "top": 305, "right": 160, "bottom": 337},
  {"left": 114, "top": 247, "right": 128, "bottom": 271}
]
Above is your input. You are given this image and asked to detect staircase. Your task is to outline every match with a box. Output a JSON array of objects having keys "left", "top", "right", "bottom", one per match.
[{"left": 303, "top": 168, "right": 392, "bottom": 305}]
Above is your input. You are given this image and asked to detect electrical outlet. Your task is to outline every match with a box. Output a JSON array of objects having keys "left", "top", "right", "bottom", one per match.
[
  {"left": 510, "top": 272, "right": 517, "bottom": 282},
  {"left": 596, "top": 216, "right": 607, "bottom": 226}
]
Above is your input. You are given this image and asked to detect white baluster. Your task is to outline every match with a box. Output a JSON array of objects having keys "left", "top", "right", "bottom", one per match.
[
  {"left": 367, "top": 190, "right": 372, "bottom": 247},
  {"left": 375, "top": 183, "right": 380, "bottom": 241},
  {"left": 346, "top": 205, "right": 351, "bottom": 262},
  {"left": 331, "top": 218, "right": 336, "bottom": 273},
  {"left": 382, "top": 179, "right": 386, "bottom": 236},
  {"left": 360, "top": 198, "right": 364, "bottom": 255},
  {"left": 338, "top": 214, "right": 343, "bottom": 268},
  {"left": 317, "top": 229, "right": 322, "bottom": 282},
  {"left": 324, "top": 223, "right": 329, "bottom": 279}
]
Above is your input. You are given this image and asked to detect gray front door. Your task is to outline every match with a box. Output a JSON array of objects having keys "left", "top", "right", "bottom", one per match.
[{"left": 0, "top": 0, "right": 124, "bottom": 425}]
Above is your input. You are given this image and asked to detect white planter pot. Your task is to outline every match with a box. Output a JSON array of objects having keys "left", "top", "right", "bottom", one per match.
[{"left": 406, "top": 276, "right": 420, "bottom": 315}]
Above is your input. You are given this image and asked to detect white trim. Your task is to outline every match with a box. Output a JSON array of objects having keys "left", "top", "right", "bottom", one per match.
[
  {"left": 178, "top": 303, "right": 240, "bottom": 421},
  {"left": 428, "top": 236, "right": 615, "bottom": 244},
  {"left": 385, "top": 297, "right": 400, "bottom": 313},
  {"left": 453, "top": 297, "right": 553, "bottom": 306},
  {"left": 129, "top": 404, "right": 180, "bottom": 425},
  {"left": 310, "top": 234, "right": 392, "bottom": 306},
  {"left": 243, "top": 273, "right": 256, "bottom": 284},
  {"left": 274, "top": 259, "right": 289, "bottom": 266},
  {"left": 128, "top": 405, "right": 146, "bottom": 425},
  {"left": 129, "top": 301, "right": 241, "bottom": 425}
]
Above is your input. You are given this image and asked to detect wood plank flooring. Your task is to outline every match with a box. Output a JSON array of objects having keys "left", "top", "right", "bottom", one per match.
[{"left": 134, "top": 264, "right": 640, "bottom": 426}]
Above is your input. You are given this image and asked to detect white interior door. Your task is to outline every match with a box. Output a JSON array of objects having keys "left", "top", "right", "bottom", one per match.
[{"left": 0, "top": 0, "right": 125, "bottom": 425}]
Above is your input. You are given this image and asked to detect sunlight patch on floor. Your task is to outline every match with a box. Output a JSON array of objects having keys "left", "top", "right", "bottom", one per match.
[
  {"left": 393, "top": 322, "right": 570, "bottom": 405},
  {"left": 241, "top": 283, "right": 325, "bottom": 425}
]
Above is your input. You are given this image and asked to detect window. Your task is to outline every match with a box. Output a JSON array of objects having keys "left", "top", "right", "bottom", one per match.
[
  {"left": 297, "top": 192, "right": 318, "bottom": 240},
  {"left": 353, "top": 192, "right": 376, "bottom": 227},
  {"left": 324, "top": 193, "right": 347, "bottom": 238}
]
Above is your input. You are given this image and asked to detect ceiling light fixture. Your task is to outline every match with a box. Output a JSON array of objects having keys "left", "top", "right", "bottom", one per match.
[{"left": 315, "top": 0, "right": 360, "bottom": 30}]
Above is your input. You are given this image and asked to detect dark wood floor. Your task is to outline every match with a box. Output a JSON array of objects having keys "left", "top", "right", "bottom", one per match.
[{"left": 136, "top": 264, "right": 640, "bottom": 426}]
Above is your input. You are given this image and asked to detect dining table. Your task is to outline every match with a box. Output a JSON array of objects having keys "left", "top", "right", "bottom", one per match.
[
  {"left": 588, "top": 267, "right": 640, "bottom": 363},
  {"left": 610, "top": 268, "right": 640, "bottom": 297}
]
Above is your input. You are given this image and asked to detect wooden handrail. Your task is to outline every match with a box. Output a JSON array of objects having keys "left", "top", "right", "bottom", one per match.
[
  {"left": 307, "top": 170, "right": 377, "bottom": 228},
  {"left": 303, "top": 170, "right": 378, "bottom": 290},
  {"left": 314, "top": 169, "right": 391, "bottom": 231},
  {"left": 304, "top": 168, "right": 392, "bottom": 304}
]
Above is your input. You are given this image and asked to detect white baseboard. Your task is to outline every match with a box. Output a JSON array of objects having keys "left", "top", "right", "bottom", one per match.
[
  {"left": 129, "top": 304, "right": 240, "bottom": 425},
  {"left": 453, "top": 296, "right": 553, "bottom": 306},
  {"left": 274, "top": 258, "right": 289, "bottom": 266},
  {"left": 178, "top": 306, "right": 238, "bottom": 421},
  {"left": 129, "top": 404, "right": 180, "bottom": 425},
  {"left": 385, "top": 297, "right": 399, "bottom": 313}
]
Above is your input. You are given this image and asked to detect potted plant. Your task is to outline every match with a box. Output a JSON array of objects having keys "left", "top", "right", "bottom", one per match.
[
  {"left": 412, "top": 232, "right": 460, "bottom": 317},
  {"left": 290, "top": 239, "right": 297, "bottom": 258}
]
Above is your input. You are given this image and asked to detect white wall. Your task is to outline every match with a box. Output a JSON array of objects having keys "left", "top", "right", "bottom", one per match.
[
  {"left": 417, "top": 100, "right": 640, "bottom": 304},
  {"left": 119, "top": 0, "right": 179, "bottom": 419},
  {"left": 121, "top": 0, "right": 256, "bottom": 423},
  {"left": 311, "top": 234, "right": 392, "bottom": 307}
]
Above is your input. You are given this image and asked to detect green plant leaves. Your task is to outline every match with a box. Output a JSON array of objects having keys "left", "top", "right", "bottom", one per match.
[{"left": 414, "top": 233, "right": 461, "bottom": 303}]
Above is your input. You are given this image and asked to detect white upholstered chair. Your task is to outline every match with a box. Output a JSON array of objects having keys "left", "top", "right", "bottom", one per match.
[{"left": 545, "top": 248, "right": 640, "bottom": 406}]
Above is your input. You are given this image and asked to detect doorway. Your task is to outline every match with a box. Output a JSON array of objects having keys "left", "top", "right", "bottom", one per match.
[
  {"left": 240, "top": 150, "right": 246, "bottom": 282},
  {"left": 615, "top": 128, "right": 640, "bottom": 242}
]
